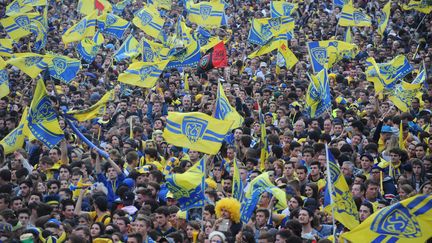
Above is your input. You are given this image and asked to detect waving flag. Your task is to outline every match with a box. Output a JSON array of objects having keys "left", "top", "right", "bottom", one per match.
[
  {"left": 377, "top": 1, "right": 391, "bottom": 36},
  {"left": 339, "top": 3, "right": 372, "bottom": 27},
  {"left": 113, "top": 34, "right": 142, "bottom": 62},
  {"left": 67, "top": 90, "right": 114, "bottom": 121},
  {"left": 333, "top": 0, "right": 351, "bottom": 8},
  {"left": 118, "top": 60, "right": 168, "bottom": 88},
  {"left": 77, "top": 32, "right": 104, "bottom": 63},
  {"left": 307, "top": 40, "right": 358, "bottom": 73},
  {"left": 45, "top": 54, "right": 81, "bottom": 84},
  {"left": 187, "top": 0, "right": 225, "bottom": 28},
  {"left": 270, "top": 1, "right": 298, "bottom": 17},
  {"left": 248, "top": 16, "right": 295, "bottom": 46},
  {"left": 232, "top": 159, "right": 244, "bottom": 202},
  {"left": 248, "top": 35, "right": 284, "bottom": 58},
  {"left": 0, "top": 13, "right": 39, "bottom": 40},
  {"left": 166, "top": 27, "right": 201, "bottom": 69},
  {"left": 7, "top": 53, "right": 48, "bottom": 78},
  {"left": 0, "top": 107, "right": 29, "bottom": 154},
  {"left": 78, "top": 0, "right": 112, "bottom": 15},
  {"left": 163, "top": 112, "right": 233, "bottom": 155},
  {"left": 0, "top": 57, "right": 9, "bottom": 99},
  {"left": 5, "top": 0, "right": 32, "bottom": 16},
  {"left": 198, "top": 41, "right": 228, "bottom": 72},
  {"left": 0, "top": 39, "right": 13, "bottom": 57},
  {"left": 306, "top": 69, "right": 332, "bottom": 118},
  {"left": 402, "top": 0, "right": 432, "bottom": 14},
  {"left": 214, "top": 82, "right": 243, "bottom": 130},
  {"left": 241, "top": 172, "right": 273, "bottom": 223},
  {"left": 27, "top": 79, "right": 64, "bottom": 148},
  {"left": 148, "top": 0, "right": 172, "bottom": 10},
  {"left": 258, "top": 104, "right": 269, "bottom": 171},
  {"left": 133, "top": 5, "right": 165, "bottom": 38},
  {"left": 142, "top": 38, "right": 169, "bottom": 62},
  {"left": 97, "top": 13, "right": 130, "bottom": 38},
  {"left": 342, "top": 194, "right": 432, "bottom": 242},
  {"left": 324, "top": 146, "right": 359, "bottom": 230},
  {"left": 30, "top": 8, "right": 48, "bottom": 51},
  {"left": 166, "top": 157, "right": 206, "bottom": 211},
  {"left": 277, "top": 39, "right": 298, "bottom": 70},
  {"left": 113, "top": 0, "right": 132, "bottom": 14},
  {"left": 62, "top": 11, "right": 97, "bottom": 45},
  {"left": 388, "top": 81, "right": 423, "bottom": 112}
]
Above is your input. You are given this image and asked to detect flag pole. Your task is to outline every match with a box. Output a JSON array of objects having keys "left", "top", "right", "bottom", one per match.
[
  {"left": 415, "top": 14, "right": 427, "bottom": 33},
  {"left": 325, "top": 144, "right": 337, "bottom": 243}
]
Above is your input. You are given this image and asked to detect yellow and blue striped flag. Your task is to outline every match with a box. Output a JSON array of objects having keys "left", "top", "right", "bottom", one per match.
[
  {"left": 214, "top": 82, "right": 244, "bottom": 130},
  {"left": 142, "top": 37, "right": 169, "bottom": 62},
  {"left": 365, "top": 55, "right": 413, "bottom": 93},
  {"left": 27, "top": 79, "right": 64, "bottom": 148},
  {"left": 113, "top": 34, "right": 142, "bottom": 62},
  {"left": 333, "top": 0, "right": 351, "bottom": 8},
  {"left": 133, "top": 5, "right": 165, "bottom": 38},
  {"left": 62, "top": 11, "right": 97, "bottom": 45},
  {"left": 339, "top": 3, "right": 372, "bottom": 27},
  {"left": 166, "top": 20, "right": 201, "bottom": 69},
  {"left": 6, "top": 53, "right": 48, "bottom": 79},
  {"left": 30, "top": 9, "right": 48, "bottom": 51},
  {"left": 388, "top": 81, "right": 422, "bottom": 113},
  {"left": 377, "top": 1, "right": 391, "bottom": 37},
  {"left": 45, "top": 53, "right": 81, "bottom": 84},
  {"left": 78, "top": 0, "right": 112, "bottom": 16},
  {"left": 270, "top": 1, "right": 298, "bottom": 17},
  {"left": 163, "top": 112, "right": 233, "bottom": 155},
  {"left": 0, "top": 39, "right": 13, "bottom": 57},
  {"left": 165, "top": 157, "right": 206, "bottom": 210},
  {"left": 341, "top": 194, "right": 432, "bottom": 242},
  {"left": 248, "top": 16, "right": 295, "bottom": 46},
  {"left": 307, "top": 40, "right": 358, "bottom": 73},
  {"left": 97, "top": 13, "right": 130, "bottom": 39},
  {"left": 0, "top": 13, "right": 39, "bottom": 40},
  {"left": 5, "top": 0, "right": 33, "bottom": 16},
  {"left": 77, "top": 32, "right": 104, "bottom": 63},
  {"left": 232, "top": 159, "right": 244, "bottom": 202},
  {"left": 277, "top": 39, "right": 298, "bottom": 70},
  {"left": 306, "top": 69, "right": 332, "bottom": 118},
  {"left": 187, "top": 0, "right": 225, "bottom": 28},
  {"left": 402, "top": 0, "right": 432, "bottom": 14},
  {"left": 0, "top": 107, "right": 30, "bottom": 154},
  {"left": 148, "top": 0, "right": 172, "bottom": 10},
  {"left": 248, "top": 35, "right": 284, "bottom": 59},
  {"left": 67, "top": 90, "right": 114, "bottom": 121},
  {"left": 118, "top": 60, "right": 168, "bottom": 88},
  {"left": 324, "top": 146, "right": 359, "bottom": 230},
  {"left": 344, "top": 27, "right": 353, "bottom": 43},
  {"left": 113, "top": 0, "right": 132, "bottom": 14},
  {"left": 0, "top": 57, "right": 9, "bottom": 99}
]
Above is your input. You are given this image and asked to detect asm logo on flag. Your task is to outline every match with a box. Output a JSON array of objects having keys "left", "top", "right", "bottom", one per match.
[
  {"left": 311, "top": 47, "right": 328, "bottom": 66},
  {"left": 138, "top": 65, "right": 156, "bottom": 81},
  {"left": 199, "top": 5, "right": 212, "bottom": 20},
  {"left": 52, "top": 58, "right": 67, "bottom": 74},
  {"left": 353, "top": 12, "right": 369, "bottom": 24},
  {"left": 283, "top": 4, "right": 293, "bottom": 15},
  {"left": 4, "top": 125, "right": 23, "bottom": 146},
  {"left": 138, "top": 11, "right": 153, "bottom": 26},
  {"left": 8, "top": 1, "right": 20, "bottom": 12},
  {"left": 0, "top": 70, "right": 8, "bottom": 84},
  {"left": 24, "top": 56, "right": 42, "bottom": 67},
  {"left": 15, "top": 16, "right": 31, "bottom": 31},
  {"left": 106, "top": 14, "right": 117, "bottom": 25},
  {"left": 71, "top": 19, "right": 87, "bottom": 35},
  {"left": 30, "top": 97, "right": 57, "bottom": 123},
  {"left": 182, "top": 116, "right": 208, "bottom": 143}
]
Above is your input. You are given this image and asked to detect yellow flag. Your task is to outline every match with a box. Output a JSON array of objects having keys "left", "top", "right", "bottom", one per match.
[
  {"left": 163, "top": 112, "right": 233, "bottom": 155},
  {"left": 388, "top": 81, "right": 422, "bottom": 112},
  {"left": 187, "top": 0, "right": 225, "bottom": 28},
  {"left": 277, "top": 40, "right": 298, "bottom": 69},
  {"left": 0, "top": 39, "right": 13, "bottom": 57},
  {"left": 133, "top": 5, "right": 165, "bottom": 38},
  {"left": 339, "top": 3, "right": 372, "bottom": 27},
  {"left": 399, "top": 121, "right": 406, "bottom": 150},
  {"left": 200, "top": 37, "right": 221, "bottom": 53},
  {"left": 402, "top": 0, "right": 432, "bottom": 14},
  {"left": 118, "top": 60, "right": 168, "bottom": 88},
  {"left": 214, "top": 82, "right": 244, "bottom": 130},
  {"left": 6, "top": 53, "right": 47, "bottom": 78},
  {"left": 0, "top": 57, "right": 9, "bottom": 99},
  {"left": 0, "top": 107, "right": 29, "bottom": 154},
  {"left": 0, "top": 13, "right": 39, "bottom": 40},
  {"left": 78, "top": 0, "right": 112, "bottom": 15},
  {"left": 67, "top": 90, "right": 114, "bottom": 121},
  {"left": 5, "top": 0, "right": 33, "bottom": 16},
  {"left": 62, "top": 11, "right": 97, "bottom": 45},
  {"left": 377, "top": 1, "right": 391, "bottom": 36}
]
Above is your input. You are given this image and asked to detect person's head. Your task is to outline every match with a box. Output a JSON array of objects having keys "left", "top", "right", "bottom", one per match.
[
  {"left": 298, "top": 208, "right": 313, "bottom": 226},
  {"left": 365, "top": 180, "right": 380, "bottom": 201},
  {"left": 296, "top": 166, "right": 307, "bottom": 181},
  {"left": 115, "top": 216, "right": 130, "bottom": 234},
  {"left": 90, "top": 222, "right": 105, "bottom": 238},
  {"left": 255, "top": 208, "right": 270, "bottom": 227},
  {"left": 310, "top": 161, "right": 320, "bottom": 177},
  {"left": 17, "top": 208, "right": 30, "bottom": 226},
  {"left": 19, "top": 180, "right": 32, "bottom": 197},
  {"left": 72, "top": 225, "right": 91, "bottom": 242},
  {"left": 209, "top": 231, "right": 226, "bottom": 243},
  {"left": 186, "top": 220, "right": 201, "bottom": 239},
  {"left": 288, "top": 196, "right": 303, "bottom": 211},
  {"left": 359, "top": 201, "right": 374, "bottom": 222},
  {"left": 49, "top": 147, "right": 61, "bottom": 162},
  {"left": 283, "top": 162, "right": 295, "bottom": 178},
  {"left": 351, "top": 183, "right": 365, "bottom": 198},
  {"left": 47, "top": 180, "right": 60, "bottom": 195},
  {"left": 415, "top": 143, "right": 427, "bottom": 159},
  {"left": 155, "top": 206, "right": 170, "bottom": 228},
  {"left": 215, "top": 198, "right": 241, "bottom": 223},
  {"left": 61, "top": 199, "right": 75, "bottom": 219},
  {"left": 93, "top": 196, "right": 108, "bottom": 212},
  {"left": 133, "top": 216, "right": 151, "bottom": 237},
  {"left": 126, "top": 233, "right": 143, "bottom": 243},
  {"left": 0, "top": 193, "right": 10, "bottom": 211},
  {"left": 10, "top": 196, "right": 23, "bottom": 211}
]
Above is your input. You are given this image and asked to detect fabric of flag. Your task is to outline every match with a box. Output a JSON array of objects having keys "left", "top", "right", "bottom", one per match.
[
  {"left": 399, "top": 121, "right": 406, "bottom": 150},
  {"left": 142, "top": 38, "right": 169, "bottom": 62},
  {"left": 270, "top": 1, "right": 298, "bottom": 17},
  {"left": 248, "top": 35, "right": 283, "bottom": 59},
  {"left": 77, "top": 32, "right": 104, "bottom": 63},
  {"left": 200, "top": 37, "right": 221, "bottom": 53},
  {"left": 306, "top": 69, "right": 332, "bottom": 118},
  {"left": 214, "top": 82, "right": 243, "bottom": 130},
  {"left": 148, "top": 0, "right": 172, "bottom": 10},
  {"left": 45, "top": 54, "right": 81, "bottom": 84},
  {"left": 0, "top": 57, "right": 9, "bottom": 99},
  {"left": 163, "top": 112, "right": 233, "bottom": 155},
  {"left": 196, "top": 26, "right": 212, "bottom": 47},
  {"left": 62, "top": 11, "right": 97, "bottom": 45},
  {"left": 307, "top": 40, "right": 358, "bottom": 73},
  {"left": 6, "top": 53, "right": 48, "bottom": 79},
  {"left": 165, "top": 157, "right": 206, "bottom": 210},
  {"left": 344, "top": 27, "right": 352, "bottom": 43},
  {"left": 29, "top": 10, "right": 48, "bottom": 51},
  {"left": 166, "top": 32, "right": 201, "bottom": 69},
  {"left": 187, "top": 0, "right": 225, "bottom": 28},
  {"left": 0, "top": 13, "right": 39, "bottom": 40},
  {"left": 388, "top": 81, "right": 422, "bottom": 112},
  {"left": 341, "top": 194, "right": 432, "bottom": 243},
  {"left": 67, "top": 90, "right": 114, "bottom": 121},
  {"left": 333, "top": 0, "right": 350, "bottom": 8},
  {"left": 132, "top": 5, "right": 165, "bottom": 38},
  {"left": 5, "top": 0, "right": 33, "bottom": 16},
  {"left": 0, "top": 107, "right": 30, "bottom": 154},
  {"left": 112, "top": 0, "right": 132, "bottom": 14},
  {"left": 323, "top": 148, "right": 359, "bottom": 230},
  {"left": 19, "top": 0, "right": 47, "bottom": 6},
  {"left": 377, "top": 1, "right": 391, "bottom": 37},
  {"left": 259, "top": 105, "right": 268, "bottom": 171},
  {"left": 248, "top": 16, "right": 295, "bottom": 46},
  {"left": 198, "top": 41, "right": 228, "bottom": 73},
  {"left": 232, "top": 159, "right": 244, "bottom": 202},
  {"left": 0, "top": 39, "right": 13, "bottom": 57},
  {"left": 339, "top": 3, "right": 372, "bottom": 27},
  {"left": 241, "top": 172, "right": 274, "bottom": 223},
  {"left": 78, "top": 0, "right": 112, "bottom": 15},
  {"left": 412, "top": 64, "right": 426, "bottom": 85},
  {"left": 97, "top": 13, "right": 130, "bottom": 39},
  {"left": 113, "top": 34, "right": 142, "bottom": 62},
  {"left": 365, "top": 55, "right": 413, "bottom": 93},
  {"left": 118, "top": 60, "right": 168, "bottom": 88},
  {"left": 277, "top": 39, "right": 298, "bottom": 69},
  {"left": 27, "top": 79, "right": 64, "bottom": 148},
  {"left": 402, "top": 0, "right": 432, "bottom": 14}
]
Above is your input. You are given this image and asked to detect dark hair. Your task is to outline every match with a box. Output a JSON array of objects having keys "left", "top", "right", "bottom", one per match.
[
  {"left": 127, "top": 233, "right": 143, "bottom": 243},
  {"left": 93, "top": 196, "right": 108, "bottom": 212},
  {"left": 155, "top": 206, "right": 169, "bottom": 216},
  {"left": 361, "top": 201, "right": 374, "bottom": 214},
  {"left": 256, "top": 208, "right": 270, "bottom": 219}
]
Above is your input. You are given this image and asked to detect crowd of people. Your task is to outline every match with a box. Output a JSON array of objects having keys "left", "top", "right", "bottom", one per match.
[{"left": 0, "top": 0, "right": 432, "bottom": 242}]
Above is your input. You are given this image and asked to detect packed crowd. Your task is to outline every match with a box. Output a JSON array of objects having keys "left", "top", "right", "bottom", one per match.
[{"left": 0, "top": 0, "right": 432, "bottom": 242}]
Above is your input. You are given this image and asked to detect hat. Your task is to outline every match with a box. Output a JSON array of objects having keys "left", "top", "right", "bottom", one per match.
[
  {"left": 166, "top": 191, "right": 174, "bottom": 199},
  {"left": 265, "top": 112, "right": 273, "bottom": 117},
  {"left": 152, "top": 130, "right": 163, "bottom": 136},
  {"left": 260, "top": 62, "right": 267, "bottom": 68},
  {"left": 176, "top": 210, "right": 187, "bottom": 220},
  {"left": 122, "top": 178, "right": 135, "bottom": 188},
  {"left": 381, "top": 125, "right": 392, "bottom": 133},
  {"left": 209, "top": 231, "right": 226, "bottom": 242}
]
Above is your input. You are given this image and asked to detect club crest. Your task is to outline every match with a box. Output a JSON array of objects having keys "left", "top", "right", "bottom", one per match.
[
  {"left": 371, "top": 203, "right": 421, "bottom": 237},
  {"left": 353, "top": 12, "right": 369, "bottom": 24},
  {"left": 311, "top": 47, "right": 328, "bottom": 66},
  {"left": 138, "top": 11, "right": 153, "bottom": 26},
  {"left": 24, "top": 56, "right": 42, "bottom": 67},
  {"left": 8, "top": 1, "right": 20, "bottom": 13},
  {"left": 143, "top": 48, "right": 155, "bottom": 62},
  {"left": 268, "top": 18, "right": 282, "bottom": 31},
  {"left": 283, "top": 4, "right": 293, "bottom": 15},
  {"left": 4, "top": 125, "right": 24, "bottom": 146},
  {"left": 138, "top": 65, "right": 156, "bottom": 81},
  {"left": 181, "top": 116, "right": 208, "bottom": 143},
  {"left": 29, "top": 97, "right": 57, "bottom": 124},
  {"left": 217, "top": 97, "right": 232, "bottom": 119},
  {"left": 199, "top": 5, "right": 212, "bottom": 20},
  {"left": 0, "top": 70, "right": 8, "bottom": 84},
  {"left": 15, "top": 15, "right": 31, "bottom": 31},
  {"left": 71, "top": 19, "right": 87, "bottom": 35},
  {"left": 106, "top": 14, "right": 117, "bottom": 26},
  {"left": 52, "top": 57, "right": 67, "bottom": 74}
]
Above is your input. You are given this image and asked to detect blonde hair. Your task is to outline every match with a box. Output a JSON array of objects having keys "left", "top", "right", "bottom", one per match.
[{"left": 215, "top": 198, "right": 241, "bottom": 223}]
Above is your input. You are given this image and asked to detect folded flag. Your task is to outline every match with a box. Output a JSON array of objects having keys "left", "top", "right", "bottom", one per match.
[
  {"left": 214, "top": 82, "right": 243, "bottom": 130},
  {"left": 306, "top": 69, "right": 332, "bottom": 118},
  {"left": 377, "top": 1, "right": 391, "bottom": 37},
  {"left": 67, "top": 90, "right": 114, "bottom": 121},
  {"left": 118, "top": 60, "right": 168, "bottom": 88}
]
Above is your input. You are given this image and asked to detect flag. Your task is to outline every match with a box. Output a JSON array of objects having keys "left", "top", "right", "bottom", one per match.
[
  {"left": 0, "top": 13, "right": 39, "bottom": 40},
  {"left": 165, "top": 157, "right": 206, "bottom": 210},
  {"left": 97, "top": 13, "right": 130, "bottom": 39},
  {"left": 27, "top": 79, "right": 64, "bottom": 148},
  {"left": 270, "top": 1, "right": 298, "bottom": 17},
  {"left": 200, "top": 37, "right": 220, "bottom": 53},
  {"left": 306, "top": 69, "right": 332, "bottom": 118},
  {"left": 113, "top": 34, "right": 142, "bottom": 62},
  {"left": 339, "top": 3, "right": 372, "bottom": 27},
  {"left": 118, "top": 60, "right": 168, "bottom": 88},
  {"left": 6, "top": 53, "right": 48, "bottom": 79},
  {"left": 388, "top": 81, "right": 422, "bottom": 112},
  {"left": 412, "top": 63, "right": 427, "bottom": 85},
  {"left": 377, "top": 1, "right": 391, "bottom": 37},
  {"left": 241, "top": 172, "right": 274, "bottom": 223},
  {"left": 344, "top": 27, "right": 353, "bottom": 43},
  {"left": 67, "top": 90, "right": 114, "bottom": 121},
  {"left": 248, "top": 36, "right": 282, "bottom": 59},
  {"left": 187, "top": 0, "right": 225, "bottom": 28},
  {"left": 341, "top": 194, "right": 432, "bottom": 243},
  {"left": 196, "top": 26, "right": 212, "bottom": 47},
  {"left": 5, "top": 0, "right": 33, "bottom": 16},
  {"left": 62, "top": 11, "right": 97, "bottom": 45},
  {"left": 163, "top": 112, "right": 233, "bottom": 155},
  {"left": 45, "top": 54, "right": 81, "bottom": 84},
  {"left": 148, "top": 0, "right": 172, "bottom": 10},
  {"left": 19, "top": 0, "right": 47, "bottom": 6},
  {"left": 133, "top": 5, "right": 165, "bottom": 38},
  {"left": 214, "top": 82, "right": 243, "bottom": 130},
  {"left": 277, "top": 39, "right": 298, "bottom": 69},
  {"left": 0, "top": 57, "right": 9, "bottom": 99},
  {"left": 78, "top": 0, "right": 112, "bottom": 15},
  {"left": 142, "top": 38, "right": 169, "bottom": 62},
  {"left": 0, "top": 107, "right": 30, "bottom": 154},
  {"left": 232, "top": 159, "right": 244, "bottom": 202},
  {"left": 333, "top": 0, "right": 351, "bottom": 8},
  {"left": 402, "top": 0, "right": 432, "bottom": 14},
  {"left": 198, "top": 41, "right": 228, "bottom": 73},
  {"left": 0, "top": 39, "right": 13, "bottom": 57},
  {"left": 324, "top": 146, "right": 359, "bottom": 230},
  {"left": 365, "top": 55, "right": 413, "bottom": 93},
  {"left": 307, "top": 40, "right": 358, "bottom": 73},
  {"left": 258, "top": 105, "right": 268, "bottom": 171},
  {"left": 399, "top": 121, "right": 406, "bottom": 150},
  {"left": 77, "top": 32, "right": 104, "bottom": 63},
  {"left": 248, "top": 16, "right": 295, "bottom": 46},
  {"left": 29, "top": 10, "right": 48, "bottom": 51},
  {"left": 166, "top": 33, "right": 201, "bottom": 69},
  {"left": 112, "top": 0, "right": 132, "bottom": 14}
]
